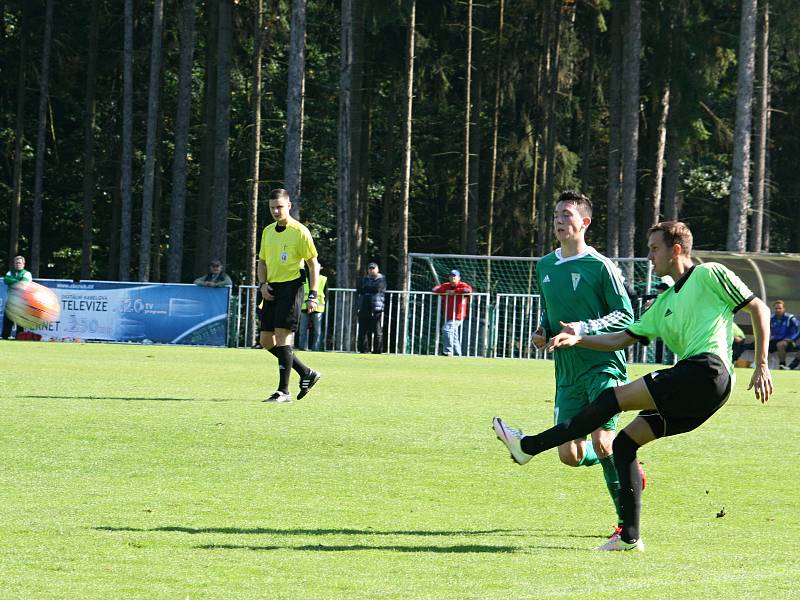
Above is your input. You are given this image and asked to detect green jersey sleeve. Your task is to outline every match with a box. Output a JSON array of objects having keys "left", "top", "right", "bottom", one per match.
[
  {"left": 703, "top": 263, "right": 755, "bottom": 313},
  {"left": 582, "top": 262, "right": 634, "bottom": 334},
  {"left": 536, "top": 267, "right": 553, "bottom": 337}
]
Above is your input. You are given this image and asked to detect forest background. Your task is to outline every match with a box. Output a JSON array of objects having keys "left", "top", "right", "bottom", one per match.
[{"left": 2, "top": 0, "right": 799, "bottom": 290}]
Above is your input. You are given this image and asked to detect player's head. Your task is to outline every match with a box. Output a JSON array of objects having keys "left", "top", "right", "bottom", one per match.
[
  {"left": 13, "top": 255, "right": 25, "bottom": 270},
  {"left": 773, "top": 299, "right": 785, "bottom": 318},
  {"left": 553, "top": 190, "right": 592, "bottom": 244},
  {"left": 268, "top": 189, "right": 292, "bottom": 224},
  {"left": 647, "top": 221, "right": 693, "bottom": 277}
]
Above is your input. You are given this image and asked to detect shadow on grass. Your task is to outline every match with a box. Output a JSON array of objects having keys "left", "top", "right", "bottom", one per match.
[
  {"left": 95, "top": 525, "right": 603, "bottom": 541},
  {"left": 95, "top": 526, "right": 527, "bottom": 536},
  {"left": 196, "top": 543, "right": 523, "bottom": 553},
  {"left": 20, "top": 395, "right": 229, "bottom": 402}
]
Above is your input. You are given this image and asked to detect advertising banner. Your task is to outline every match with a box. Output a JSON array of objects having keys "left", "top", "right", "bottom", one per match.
[{"left": 0, "top": 280, "right": 230, "bottom": 346}]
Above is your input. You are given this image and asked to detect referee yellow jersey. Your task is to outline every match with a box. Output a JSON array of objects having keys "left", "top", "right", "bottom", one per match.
[{"left": 258, "top": 218, "right": 318, "bottom": 283}]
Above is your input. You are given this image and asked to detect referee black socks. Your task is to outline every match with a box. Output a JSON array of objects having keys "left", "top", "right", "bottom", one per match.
[
  {"left": 270, "top": 345, "right": 294, "bottom": 393},
  {"left": 520, "top": 387, "right": 620, "bottom": 456}
]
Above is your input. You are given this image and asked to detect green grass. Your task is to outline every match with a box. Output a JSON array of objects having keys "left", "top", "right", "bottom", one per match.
[{"left": 1, "top": 342, "right": 798, "bottom": 598}]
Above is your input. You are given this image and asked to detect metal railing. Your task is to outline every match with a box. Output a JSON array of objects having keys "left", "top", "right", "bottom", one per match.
[{"left": 232, "top": 286, "right": 656, "bottom": 363}]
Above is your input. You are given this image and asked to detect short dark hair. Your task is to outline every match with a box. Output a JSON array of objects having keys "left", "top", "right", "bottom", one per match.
[
  {"left": 269, "top": 188, "right": 290, "bottom": 202},
  {"left": 648, "top": 221, "right": 693, "bottom": 256},
  {"left": 556, "top": 190, "right": 592, "bottom": 218}
]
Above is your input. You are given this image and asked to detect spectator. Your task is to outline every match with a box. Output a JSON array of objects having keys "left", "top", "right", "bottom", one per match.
[
  {"left": 2, "top": 255, "right": 33, "bottom": 340},
  {"left": 731, "top": 321, "right": 747, "bottom": 363},
  {"left": 433, "top": 269, "right": 473, "bottom": 356},
  {"left": 194, "top": 260, "right": 232, "bottom": 288},
  {"left": 356, "top": 262, "right": 386, "bottom": 354},
  {"left": 298, "top": 267, "right": 328, "bottom": 352},
  {"left": 769, "top": 300, "right": 799, "bottom": 370}
]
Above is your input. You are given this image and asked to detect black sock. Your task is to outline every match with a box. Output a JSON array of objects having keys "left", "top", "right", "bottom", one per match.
[
  {"left": 270, "top": 345, "right": 310, "bottom": 377},
  {"left": 789, "top": 357, "right": 800, "bottom": 369},
  {"left": 269, "top": 345, "right": 293, "bottom": 393},
  {"left": 613, "top": 431, "right": 643, "bottom": 543},
  {"left": 291, "top": 351, "right": 312, "bottom": 377},
  {"left": 520, "top": 387, "right": 620, "bottom": 456}
]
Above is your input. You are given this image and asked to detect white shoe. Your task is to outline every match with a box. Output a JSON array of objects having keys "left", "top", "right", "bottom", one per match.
[
  {"left": 492, "top": 417, "right": 533, "bottom": 465},
  {"left": 263, "top": 391, "right": 292, "bottom": 403},
  {"left": 594, "top": 534, "right": 645, "bottom": 552}
]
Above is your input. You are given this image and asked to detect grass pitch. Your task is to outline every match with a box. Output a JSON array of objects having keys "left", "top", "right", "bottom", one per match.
[{"left": 1, "top": 342, "right": 798, "bottom": 598}]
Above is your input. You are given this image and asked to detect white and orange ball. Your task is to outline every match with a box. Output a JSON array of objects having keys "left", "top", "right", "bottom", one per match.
[{"left": 4, "top": 281, "right": 60, "bottom": 329}]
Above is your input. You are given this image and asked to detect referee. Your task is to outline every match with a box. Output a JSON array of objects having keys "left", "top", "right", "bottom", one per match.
[
  {"left": 257, "top": 188, "right": 322, "bottom": 403},
  {"left": 493, "top": 221, "right": 773, "bottom": 551}
]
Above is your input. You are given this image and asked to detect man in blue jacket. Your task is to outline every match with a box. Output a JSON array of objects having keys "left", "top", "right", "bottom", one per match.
[
  {"left": 770, "top": 300, "right": 800, "bottom": 369},
  {"left": 357, "top": 262, "right": 386, "bottom": 354}
]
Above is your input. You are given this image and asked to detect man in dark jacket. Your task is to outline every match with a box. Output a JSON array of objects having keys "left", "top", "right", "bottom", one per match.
[{"left": 357, "top": 262, "right": 387, "bottom": 353}]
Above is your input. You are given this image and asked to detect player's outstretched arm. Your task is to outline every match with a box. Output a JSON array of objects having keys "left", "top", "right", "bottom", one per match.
[
  {"left": 741, "top": 296, "right": 773, "bottom": 404},
  {"left": 548, "top": 325, "right": 636, "bottom": 353}
]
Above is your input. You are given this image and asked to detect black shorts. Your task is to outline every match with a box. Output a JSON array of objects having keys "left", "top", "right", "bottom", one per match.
[
  {"left": 639, "top": 352, "right": 732, "bottom": 439},
  {"left": 257, "top": 277, "right": 304, "bottom": 332},
  {"left": 769, "top": 339, "right": 797, "bottom": 352}
]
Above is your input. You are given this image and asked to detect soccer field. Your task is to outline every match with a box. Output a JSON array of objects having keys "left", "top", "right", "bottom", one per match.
[{"left": 1, "top": 343, "right": 798, "bottom": 598}]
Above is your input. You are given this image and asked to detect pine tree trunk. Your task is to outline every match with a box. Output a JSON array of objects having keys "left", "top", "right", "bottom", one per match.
[
  {"left": 487, "top": 0, "right": 504, "bottom": 257},
  {"left": 727, "top": 0, "right": 758, "bottom": 251},
  {"left": 605, "top": 1, "right": 622, "bottom": 257},
  {"left": 650, "top": 82, "right": 670, "bottom": 231},
  {"left": 538, "top": 0, "right": 562, "bottom": 256},
  {"left": 194, "top": 1, "right": 219, "bottom": 275},
  {"left": 619, "top": 0, "right": 641, "bottom": 259},
  {"left": 466, "top": 26, "right": 482, "bottom": 255},
  {"left": 80, "top": 0, "right": 100, "bottom": 280},
  {"left": 210, "top": 0, "right": 232, "bottom": 263},
  {"left": 579, "top": 7, "right": 596, "bottom": 193},
  {"left": 119, "top": 0, "right": 135, "bottom": 280},
  {"left": 337, "top": 0, "right": 355, "bottom": 287},
  {"left": 246, "top": 0, "right": 265, "bottom": 288},
  {"left": 285, "top": 0, "right": 306, "bottom": 218},
  {"left": 460, "top": 0, "right": 473, "bottom": 253},
  {"left": 30, "top": 0, "right": 54, "bottom": 277},
  {"left": 9, "top": 3, "right": 26, "bottom": 259},
  {"left": 138, "top": 0, "right": 165, "bottom": 282},
  {"left": 398, "top": 0, "right": 416, "bottom": 292},
  {"left": 167, "top": 0, "right": 197, "bottom": 283},
  {"left": 662, "top": 116, "right": 682, "bottom": 221},
  {"left": 749, "top": 0, "right": 769, "bottom": 252}
]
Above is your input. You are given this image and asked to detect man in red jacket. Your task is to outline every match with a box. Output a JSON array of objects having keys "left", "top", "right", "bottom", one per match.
[{"left": 433, "top": 269, "right": 473, "bottom": 356}]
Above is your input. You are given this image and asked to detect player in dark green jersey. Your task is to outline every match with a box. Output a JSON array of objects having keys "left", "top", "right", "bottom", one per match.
[
  {"left": 531, "top": 190, "right": 635, "bottom": 536},
  {"left": 494, "top": 221, "right": 773, "bottom": 551}
]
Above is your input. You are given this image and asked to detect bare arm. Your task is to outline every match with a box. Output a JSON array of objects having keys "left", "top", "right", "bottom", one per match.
[
  {"left": 257, "top": 259, "right": 273, "bottom": 300},
  {"left": 305, "top": 256, "right": 321, "bottom": 312},
  {"left": 741, "top": 296, "right": 773, "bottom": 403},
  {"left": 548, "top": 327, "right": 637, "bottom": 353}
]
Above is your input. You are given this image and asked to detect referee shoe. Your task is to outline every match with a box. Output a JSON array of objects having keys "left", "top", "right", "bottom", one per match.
[
  {"left": 492, "top": 417, "right": 533, "bottom": 465},
  {"left": 297, "top": 370, "right": 321, "bottom": 400},
  {"left": 264, "top": 391, "right": 292, "bottom": 403}
]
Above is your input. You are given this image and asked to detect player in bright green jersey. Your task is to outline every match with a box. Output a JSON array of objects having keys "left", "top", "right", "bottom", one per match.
[
  {"left": 493, "top": 221, "right": 773, "bottom": 552},
  {"left": 532, "top": 190, "right": 635, "bottom": 536}
]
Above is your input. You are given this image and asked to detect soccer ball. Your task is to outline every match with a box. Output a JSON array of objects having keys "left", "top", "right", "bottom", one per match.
[{"left": 4, "top": 281, "right": 61, "bottom": 329}]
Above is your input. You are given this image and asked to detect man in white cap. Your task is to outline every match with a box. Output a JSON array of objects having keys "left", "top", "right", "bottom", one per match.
[{"left": 432, "top": 269, "right": 472, "bottom": 356}]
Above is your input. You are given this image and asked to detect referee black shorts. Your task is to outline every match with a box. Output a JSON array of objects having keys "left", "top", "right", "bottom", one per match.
[
  {"left": 258, "top": 277, "right": 304, "bottom": 332},
  {"left": 638, "top": 352, "right": 732, "bottom": 439}
]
